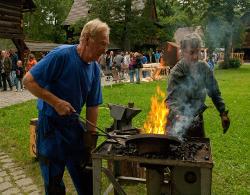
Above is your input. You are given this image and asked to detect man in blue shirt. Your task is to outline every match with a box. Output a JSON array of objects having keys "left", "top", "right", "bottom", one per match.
[{"left": 23, "top": 19, "right": 110, "bottom": 195}]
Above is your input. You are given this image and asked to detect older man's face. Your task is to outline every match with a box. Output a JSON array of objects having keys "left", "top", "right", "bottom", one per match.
[
  {"left": 182, "top": 48, "right": 200, "bottom": 64},
  {"left": 87, "top": 31, "right": 109, "bottom": 61}
]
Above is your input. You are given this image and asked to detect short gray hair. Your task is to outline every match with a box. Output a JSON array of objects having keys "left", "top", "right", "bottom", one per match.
[
  {"left": 79, "top": 18, "right": 110, "bottom": 42},
  {"left": 180, "top": 33, "right": 202, "bottom": 50}
]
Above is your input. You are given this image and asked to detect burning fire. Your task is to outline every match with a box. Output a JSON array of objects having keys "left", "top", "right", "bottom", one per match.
[{"left": 143, "top": 86, "right": 169, "bottom": 134}]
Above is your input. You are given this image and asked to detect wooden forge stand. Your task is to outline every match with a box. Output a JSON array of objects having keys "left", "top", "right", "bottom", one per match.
[{"left": 92, "top": 138, "right": 213, "bottom": 195}]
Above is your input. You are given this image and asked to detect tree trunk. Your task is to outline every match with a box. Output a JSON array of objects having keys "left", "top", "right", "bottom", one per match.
[
  {"left": 224, "top": 30, "right": 233, "bottom": 69},
  {"left": 123, "top": 0, "right": 131, "bottom": 51}
]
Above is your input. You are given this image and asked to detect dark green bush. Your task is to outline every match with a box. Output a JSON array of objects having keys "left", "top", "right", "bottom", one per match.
[
  {"left": 218, "top": 58, "right": 242, "bottom": 69},
  {"left": 229, "top": 58, "right": 242, "bottom": 68}
]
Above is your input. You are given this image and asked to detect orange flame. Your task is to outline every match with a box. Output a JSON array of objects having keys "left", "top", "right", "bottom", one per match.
[
  {"left": 143, "top": 86, "right": 169, "bottom": 134},
  {"left": 160, "top": 57, "right": 166, "bottom": 67}
]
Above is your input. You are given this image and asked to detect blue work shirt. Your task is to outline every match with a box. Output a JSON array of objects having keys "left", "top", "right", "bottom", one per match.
[{"left": 30, "top": 45, "right": 103, "bottom": 117}]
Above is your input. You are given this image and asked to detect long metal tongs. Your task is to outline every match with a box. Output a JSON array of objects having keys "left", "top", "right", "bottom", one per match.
[{"left": 73, "top": 113, "right": 124, "bottom": 145}]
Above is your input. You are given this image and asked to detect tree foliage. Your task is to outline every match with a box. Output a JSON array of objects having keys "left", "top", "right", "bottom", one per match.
[
  {"left": 164, "top": 0, "right": 249, "bottom": 68},
  {"left": 22, "top": 0, "right": 249, "bottom": 62},
  {"left": 23, "top": 0, "right": 73, "bottom": 43},
  {"left": 156, "top": 0, "right": 199, "bottom": 42},
  {"left": 87, "top": 0, "right": 171, "bottom": 50},
  {"left": 203, "top": 0, "right": 249, "bottom": 68},
  {"left": 174, "top": 0, "right": 209, "bottom": 25}
]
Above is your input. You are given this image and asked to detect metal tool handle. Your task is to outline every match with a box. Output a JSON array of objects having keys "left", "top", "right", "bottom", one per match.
[{"left": 73, "top": 113, "right": 123, "bottom": 145}]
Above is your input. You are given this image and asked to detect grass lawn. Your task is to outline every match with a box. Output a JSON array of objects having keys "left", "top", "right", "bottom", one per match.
[{"left": 0, "top": 65, "right": 249, "bottom": 194}]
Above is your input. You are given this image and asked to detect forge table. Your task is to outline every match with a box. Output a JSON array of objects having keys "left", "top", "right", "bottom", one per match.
[{"left": 92, "top": 138, "right": 213, "bottom": 195}]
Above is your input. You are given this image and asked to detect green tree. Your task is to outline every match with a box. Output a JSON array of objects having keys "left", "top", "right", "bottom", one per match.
[
  {"left": 168, "top": 0, "right": 249, "bottom": 69},
  {"left": 203, "top": 0, "right": 249, "bottom": 68},
  {"left": 87, "top": 0, "right": 170, "bottom": 50},
  {"left": 156, "top": 0, "right": 193, "bottom": 42},
  {"left": 23, "top": 0, "right": 73, "bottom": 43},
  {"left": 155, "top": 0, "right": 209, "bottom": 45},
  {"left": 164, "top": 0, "right": 211, "bottom": 27}
]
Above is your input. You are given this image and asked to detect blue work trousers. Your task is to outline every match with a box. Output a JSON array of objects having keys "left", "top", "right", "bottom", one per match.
[
  {"left": 39, "top": 157, "right": 93, "bottom": 195},
  {"left": 37, "top": 112, "right": 93, "bottom": 195}
]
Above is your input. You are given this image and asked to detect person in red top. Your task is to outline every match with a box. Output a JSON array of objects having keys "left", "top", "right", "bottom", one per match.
[{"left": 26, "top": 53, "right": 37, "bottom": 72}]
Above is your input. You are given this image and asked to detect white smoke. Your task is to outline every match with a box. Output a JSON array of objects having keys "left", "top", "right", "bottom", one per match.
[{"left": 168, "top": 60, "right": 208, "bottom": 140}]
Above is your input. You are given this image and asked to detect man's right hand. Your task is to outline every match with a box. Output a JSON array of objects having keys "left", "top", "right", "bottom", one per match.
[
  {"left": 23, "top": 72, "right": 76, "bottom": 116},
  {"left": 54, "top": 99, "right": 76, "bottom": 116}
]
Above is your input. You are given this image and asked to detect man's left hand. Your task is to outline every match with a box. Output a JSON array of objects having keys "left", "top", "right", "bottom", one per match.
[
  {"left": 220, "top": 111, "right": 230, "bottom": 133},
  {"left": 83, "top": 131, "right": 98, "bottom": 161}
]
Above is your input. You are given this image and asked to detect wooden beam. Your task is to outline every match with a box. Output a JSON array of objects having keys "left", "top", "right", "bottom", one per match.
[
  {"left": 0, "top": 2, "right": 21, "bottom": 10},
  {"left": 0, "top": 7, "right": 22, "bottom": 18},
  {"left": 0, "top": 33, "right": 24, "bottom": 39},
  {"left": 0, "top": 15, "right": 21, "bottom": 23},
  {"left": 0, "top": 21, "right": 21, "bottom": 29},
  {"left": 0, "top": 0, "right": 21, "bottom": 7},
  {"left": 0, "top": 1, "right": 35, "bottom": 13},
  {"left": 12, "top": 38, "right": 29, "bottom": 62},
  {"left": 92, "top": 159, "right": 102, "bottom": 195},
  {"left": 0, "top": 26, "right": 22, "bottom": 34}
]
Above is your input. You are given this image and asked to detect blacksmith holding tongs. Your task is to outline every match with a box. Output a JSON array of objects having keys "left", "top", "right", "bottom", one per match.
[
  {"left": 23, "top": 19, "right": 110, "bottom": 195},
  {"left": 166, "top": 33, "right": 230, "bottom": 138}
]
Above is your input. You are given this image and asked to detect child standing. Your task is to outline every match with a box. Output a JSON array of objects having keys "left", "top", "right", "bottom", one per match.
[
  {"left": 25, "top": 53, "right": 37, "bottom": 72},
  {"left": 15, "top": 60, "right": 24, "bottom": 91}
]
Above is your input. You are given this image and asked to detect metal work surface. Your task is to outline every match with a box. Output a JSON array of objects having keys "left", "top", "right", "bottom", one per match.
[
  {"left": 125, "top": 134, "right": 181, "bottom": 155},
  {"left": 92, "top": 137, "right": 213, "bottom": 168},
  {"left": 92, "top": 137, "right": 213, "bottom": 195},
  {"left": 92, "top": 103, "right": 213, "bottom": 194}
]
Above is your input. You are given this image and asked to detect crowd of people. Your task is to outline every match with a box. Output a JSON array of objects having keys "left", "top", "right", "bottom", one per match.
[
  {"left": 0, "top": 47, "right": 163, "bottom": 91},
  {"left": 1, "top": 46, "right": 221, "bottom": 92},
  {"left": 0, "top": 50, "right": 37, "bottom": 92},
  {"left": 98, "top": 50, "right": 163, "bottom": 83}
]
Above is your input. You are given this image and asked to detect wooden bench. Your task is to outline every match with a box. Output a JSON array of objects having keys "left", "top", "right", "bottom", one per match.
[{"left": 141, "top": 63, "right": 170, "bottom": 80}]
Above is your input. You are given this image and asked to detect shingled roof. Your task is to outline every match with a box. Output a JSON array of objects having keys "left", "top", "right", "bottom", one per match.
[
  {"left": 63, "top": 0, "right": 146, "bottom": 26},
  {"left": 63, "top": 0, "right": 90, "bottom": 25},
  {"left": 174, "top": 26, "right": 205, "bottom": 47},
  {"left": 25, "top": 41, "right": 64, "bottom": 52}
]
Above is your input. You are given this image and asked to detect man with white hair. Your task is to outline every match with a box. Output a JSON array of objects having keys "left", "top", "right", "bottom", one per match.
[
  {"left": 166, "top": 33, "right": 230, "bottom": 138},
  {"left": 23, "top": 18, "right": 110, "bottom": 195}
]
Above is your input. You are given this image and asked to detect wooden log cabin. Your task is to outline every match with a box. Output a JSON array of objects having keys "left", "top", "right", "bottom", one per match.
[{"left": 0, "top": 0, "right": 36, "bottom": 60}]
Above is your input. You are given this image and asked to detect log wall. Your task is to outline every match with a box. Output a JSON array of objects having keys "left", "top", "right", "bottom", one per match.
[{"left": 0, "top": 1, "right": 24, "bottom": 39}]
